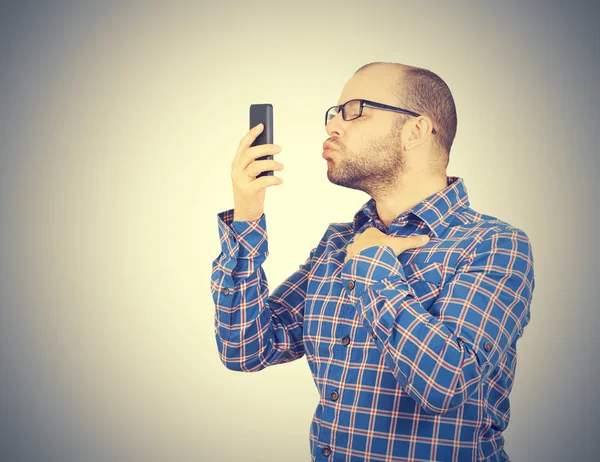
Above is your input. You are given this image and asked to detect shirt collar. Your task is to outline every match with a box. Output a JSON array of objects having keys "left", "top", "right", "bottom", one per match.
[{"left": 352, "top": 176, "right": 470, "bottom": 238}]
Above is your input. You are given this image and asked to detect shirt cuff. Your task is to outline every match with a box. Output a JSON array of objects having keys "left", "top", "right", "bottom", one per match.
[
  {"left": 340, "top": 245, "right": 407, "bottom": 300},
  {"left": 217, "top": 209, "right": 269, "bottom": 259},
  {"left": 340, "top": 245, "right": 419, "bottom": 336}
]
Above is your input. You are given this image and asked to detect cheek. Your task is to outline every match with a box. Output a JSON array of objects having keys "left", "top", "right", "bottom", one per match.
[
  {"left": 358, "top": 130, "right": 372, "bottom": 144},
  {"left": 358, "top": 126, "right": 387, "bottom": 146},
  {"left": 341, "top": 132, "right": 367, "bottom": 154},
  {"left": 353, "top": 134, "right": 378, "bottom": 155}
]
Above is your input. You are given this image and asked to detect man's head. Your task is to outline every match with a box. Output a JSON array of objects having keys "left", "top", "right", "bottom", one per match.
[{"left": 323, "top": 62, "right": 457, "bottom": 198}]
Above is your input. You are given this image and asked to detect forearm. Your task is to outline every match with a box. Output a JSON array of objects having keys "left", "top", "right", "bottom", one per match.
[
  {"left": 212, "top": 258, "right": 275, "bottom": 371},
  {"left": 211, "top": 209, "right": 309, "bottom": 371},
  {"left": 357, "top": 275, "right": 485, "bottom": 414},
  {"left": 341, "top": 240, "right": 532, "bottom": 415}
]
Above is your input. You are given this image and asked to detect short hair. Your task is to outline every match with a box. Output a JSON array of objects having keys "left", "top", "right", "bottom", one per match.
[{"left": 355, "top": 62, "right": 458, "bottom": 159}]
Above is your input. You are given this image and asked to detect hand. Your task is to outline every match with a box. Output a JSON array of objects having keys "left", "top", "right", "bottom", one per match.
[
  {"left": 231, "top": 123, "right": 285, "bottom": 221},
  {"left": 344, "top": 226, "right": 430, "bottom": 264}
]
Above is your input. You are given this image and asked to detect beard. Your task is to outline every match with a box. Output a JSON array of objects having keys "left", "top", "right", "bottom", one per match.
[{"left": 326, "top": 120, "right": 406, "bottom": 198}]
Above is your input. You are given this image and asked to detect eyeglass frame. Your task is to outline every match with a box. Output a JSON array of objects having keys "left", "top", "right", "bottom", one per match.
[{"left": 325, "top": 98, "right": 437, "bottom": 135}]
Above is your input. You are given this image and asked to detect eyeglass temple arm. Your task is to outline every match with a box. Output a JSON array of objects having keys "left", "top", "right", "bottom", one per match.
[
  {"left": 366, "top": 103, "right": 437, "bottom": 134},
  {"left": 327, "top": 102, "right": 437, "bottom": 134}
]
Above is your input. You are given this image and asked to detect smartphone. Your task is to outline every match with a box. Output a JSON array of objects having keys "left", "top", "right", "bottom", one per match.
[{"left": 249, "top": 103, "right": 274, "bottom": 178}]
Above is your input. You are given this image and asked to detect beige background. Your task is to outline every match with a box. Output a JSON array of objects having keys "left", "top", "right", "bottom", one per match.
[{"left": 0, "top": 1, "right": 598, "bottom": 461}]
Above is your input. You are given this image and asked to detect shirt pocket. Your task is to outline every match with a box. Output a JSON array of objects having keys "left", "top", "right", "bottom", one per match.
[
  {"left": 404, "top": 261, "right": 444, "bottom": 285},
  {"left": 402, "top": 261, "right": 444, "bottom": 310}
]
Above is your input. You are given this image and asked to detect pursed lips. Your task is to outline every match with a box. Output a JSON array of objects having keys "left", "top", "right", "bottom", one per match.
[{"left": 322, "top": 142, "right": 337, "bottom": 160}]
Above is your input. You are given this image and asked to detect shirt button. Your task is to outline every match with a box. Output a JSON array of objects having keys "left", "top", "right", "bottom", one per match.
[
  {"left": 222, "top": 287, "right": 230, "bottom": 295},
  {"left": 341, "top": 336, "right": 350, "bottom": 345},
  {"left": 371, "top": 331, "right": 377, "bottom": 340},
  {"left": 484, "top": 342, "right": 492, "bottom": 352},
  {"left": 330, "top": 390, "right": 339, "bottom": 401},
  {"left": 347, "top": 280, "right": 355, "bottom": 290},
  {"left": 322, "top": 446, "right": 331, "bottom": 457}
]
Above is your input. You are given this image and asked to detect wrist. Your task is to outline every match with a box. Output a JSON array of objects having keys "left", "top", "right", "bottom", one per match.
[{"left": 233, "top": 211, "right": 263, "bottom": 222}]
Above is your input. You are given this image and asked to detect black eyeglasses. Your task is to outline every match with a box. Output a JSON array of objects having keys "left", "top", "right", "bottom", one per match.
[{"left": 325, "top": 99, "right": 437, "bottom": 135}]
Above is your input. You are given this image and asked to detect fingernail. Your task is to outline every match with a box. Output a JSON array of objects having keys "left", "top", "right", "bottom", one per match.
[{"left": 421, "top": 235, "right": 430, "bottom": 243}]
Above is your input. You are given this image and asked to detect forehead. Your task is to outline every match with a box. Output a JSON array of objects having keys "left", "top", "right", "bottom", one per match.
[{"left": 337, "top": 65, "right": 401, "bottom": 106}]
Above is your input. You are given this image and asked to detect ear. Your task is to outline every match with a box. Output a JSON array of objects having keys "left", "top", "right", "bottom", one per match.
[{"left": 404, "top": 115, "right": 434, "bottom": 151}]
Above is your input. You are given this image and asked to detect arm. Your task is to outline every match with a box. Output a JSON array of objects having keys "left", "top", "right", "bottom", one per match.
[
  {"left": 340, "top": 228, "right": 535, "bottom": 415},
  {"left": 211, "top": 209, "right": 317, "bottom": 372}
]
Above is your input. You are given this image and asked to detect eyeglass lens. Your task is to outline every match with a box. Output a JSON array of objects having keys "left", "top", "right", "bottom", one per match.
[
  {"left": 326, "top": 107, "right": 339, "bottom": 123},
  {"left": 326, "top": 100, "right": 361, "bottom": 123}
]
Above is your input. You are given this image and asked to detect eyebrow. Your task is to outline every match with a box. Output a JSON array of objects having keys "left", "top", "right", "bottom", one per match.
[{"left": 337, "top": 98, "right": 359, "bottom": 105}]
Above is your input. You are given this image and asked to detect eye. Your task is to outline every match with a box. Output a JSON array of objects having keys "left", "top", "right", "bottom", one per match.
[{"left": 344, "top": 100, "right": 361, "bottom": 118}]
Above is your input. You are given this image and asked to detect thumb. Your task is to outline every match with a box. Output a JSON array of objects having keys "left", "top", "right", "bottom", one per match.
[{"left": 391, "top": 234, "right": 430, "bottom": 255}]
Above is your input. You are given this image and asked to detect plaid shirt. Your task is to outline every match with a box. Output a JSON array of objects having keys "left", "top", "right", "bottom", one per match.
[{"left": 211, "top": 176, "right": 535, "bottom": 461}]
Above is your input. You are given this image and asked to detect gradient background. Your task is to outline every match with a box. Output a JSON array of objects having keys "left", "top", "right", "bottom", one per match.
[{"left": 1, "top": 1, "right": 598, "bottom": 461}]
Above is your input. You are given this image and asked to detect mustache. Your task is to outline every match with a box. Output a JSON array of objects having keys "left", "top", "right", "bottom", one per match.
[{"left": 326, "top": 139, "right": 343, "bottom": 150}]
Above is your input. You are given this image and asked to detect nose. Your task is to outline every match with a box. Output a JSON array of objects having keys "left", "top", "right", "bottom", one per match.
[{"left": 326, "top": 111, "right": 344, "bottom": 136}]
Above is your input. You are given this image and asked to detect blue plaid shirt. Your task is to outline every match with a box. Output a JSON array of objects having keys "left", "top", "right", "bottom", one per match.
[{"left": 211, "top": 176, "right": 535, "bottom": 461}]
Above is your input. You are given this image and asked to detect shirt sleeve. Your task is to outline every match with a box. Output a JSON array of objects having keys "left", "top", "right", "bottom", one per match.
[
  {"left": 339, "top": 228, "right": 535, "bottom": 415},
  {"left": 210, "top": 208, "right": 317, "bottom": 372}
]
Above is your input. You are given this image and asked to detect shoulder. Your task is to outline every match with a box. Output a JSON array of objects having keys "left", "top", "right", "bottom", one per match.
[
  {"left": 453, "top": 205, "right": 532, "bottom": 246},
  {"left": 317, "top": 221, "right": 356, "bottom": 248},
  {"left": 452, "top": 206, "right": 534, "bottom": 275}
]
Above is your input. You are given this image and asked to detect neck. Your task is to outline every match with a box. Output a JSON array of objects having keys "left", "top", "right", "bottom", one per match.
[{"left": 374, "top": 171, "right": 447, "bottom": 229}]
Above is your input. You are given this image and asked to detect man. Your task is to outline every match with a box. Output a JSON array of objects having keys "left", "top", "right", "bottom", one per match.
[{"left": 210, "top": 62, "right": 535, "bottom": 461}]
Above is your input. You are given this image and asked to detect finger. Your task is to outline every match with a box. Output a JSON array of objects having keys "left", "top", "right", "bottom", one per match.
[
  {"left": 236, "top": 144, "right": 282, "bottom": 173},
  {"left": 246, "top": 144, "right": 282, "bottom": 161},
  {"left": 235, "top": 123, "right": 264, "bottom": 159},
  {"left": 403, "top": 234, "right": 430, "bottom": 250},
  {"left": 249, "top": 174, "right": 284, "bottom": 188},
  {"left": 362, "top": 226, "right": 382, "bottom": 236},
  {"left": 390, "top": 234, "right": 430, "bottom": 254},
  {"left": 245, "top": 159, "right": 285, "bottom": 178}
]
